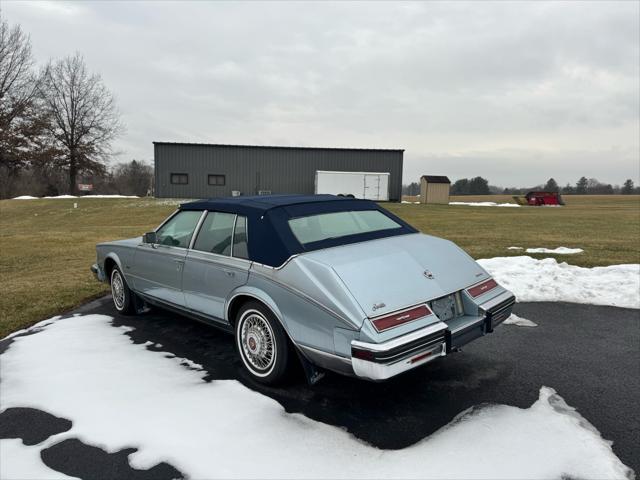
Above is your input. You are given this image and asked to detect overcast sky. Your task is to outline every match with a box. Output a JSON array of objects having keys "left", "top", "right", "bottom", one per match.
[{"left": 3, "top": 1, "right": 639, "bottom": 187}]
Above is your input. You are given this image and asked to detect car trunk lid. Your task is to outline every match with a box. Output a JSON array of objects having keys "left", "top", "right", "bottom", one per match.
[{"left": 301, "top": 233, "right": 489, "bottom": 318}]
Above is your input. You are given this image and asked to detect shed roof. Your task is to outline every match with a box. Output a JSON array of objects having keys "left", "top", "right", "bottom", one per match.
[{"left": 421, "top": 175, "right": 451, "bottom": 184}]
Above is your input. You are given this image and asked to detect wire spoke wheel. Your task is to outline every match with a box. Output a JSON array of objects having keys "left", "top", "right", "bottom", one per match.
[
  {"left": 111, "top": 270, "right": 126, "bottom": 310},
  {"left": 239, "top": 311, "right": 277, "bottom": 374}
]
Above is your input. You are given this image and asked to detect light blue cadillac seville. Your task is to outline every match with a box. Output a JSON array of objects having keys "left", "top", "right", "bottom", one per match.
[{"left": 91, "top": 194, "right": 515, "bottom": 384}]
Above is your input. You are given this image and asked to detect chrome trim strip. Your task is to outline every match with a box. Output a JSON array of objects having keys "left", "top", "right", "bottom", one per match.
[
  {"left": 297, "top": 344, "right": 352, "bottom": 366},
  {"left": 351, "top": 321, "right": 448, "bottom": 353},
  {"left": 230, "top": 213, "right": 238, "bottom": 257},
  {"left": 188, "top": 210, "right": 209, "bottom": 250},
  {"left": 479, "top": 290, "right": 516, "bottom": 312}
]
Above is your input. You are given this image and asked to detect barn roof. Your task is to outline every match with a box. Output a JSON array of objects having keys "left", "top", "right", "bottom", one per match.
[
  {"left": 421, "top": 175, "right": 451, "bottom": 184},
  {"left": 153, "top": 141, "right": 404, "bottom": 153}
]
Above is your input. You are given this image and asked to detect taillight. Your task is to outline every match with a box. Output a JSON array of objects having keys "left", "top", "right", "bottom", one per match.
[
  {"left": 351, "top": 347, "right": 375, "bottom": 361},
  {"left": 467, "top": 278, "right": 498, "bottom": 298},
  {"left": 371, "top": 305, "right": 432, "bottom": 332}
]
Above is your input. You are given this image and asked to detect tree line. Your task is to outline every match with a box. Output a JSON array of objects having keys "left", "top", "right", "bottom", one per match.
[
  {"left": 0, "top": 17, "right": 149, "bottom": 198},
  {"left": 403, "top": 176, "right": 639, "bottom": 196}
]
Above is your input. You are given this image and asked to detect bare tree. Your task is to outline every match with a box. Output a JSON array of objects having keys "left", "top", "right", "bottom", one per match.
[
  {"left": 39, "top": 53, "right": 123, "bottom": 194},
  {"left": 0, "top": 17, "right": 51, "bottom": 182}
]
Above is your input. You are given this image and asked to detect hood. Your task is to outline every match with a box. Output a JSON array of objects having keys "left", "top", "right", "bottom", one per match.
[{"left": 300, "top": 233, "right": 489, "bottom": 318}]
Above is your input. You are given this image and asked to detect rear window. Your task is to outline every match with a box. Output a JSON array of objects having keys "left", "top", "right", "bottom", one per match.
[{"left": 288, "top": 210, "right": 401, "bottom": 245}]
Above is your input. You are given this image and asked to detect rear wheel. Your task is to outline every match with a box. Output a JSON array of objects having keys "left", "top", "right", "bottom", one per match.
[
  {"left": 110, "top": 266, "right": 135, "bottom": 315},
  {"left": 235, "top": 301, "right": 290, "bottom": 384}
]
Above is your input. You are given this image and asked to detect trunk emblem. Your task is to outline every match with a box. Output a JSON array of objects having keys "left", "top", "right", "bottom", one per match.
[
  {"left": 372, "top": 302, "right": 386, "bottom": 311},
  {"left": 423, "top": 270, "right": 434, "bottom": 279}
]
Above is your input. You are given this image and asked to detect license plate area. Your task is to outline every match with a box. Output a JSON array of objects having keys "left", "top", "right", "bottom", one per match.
[{"left": 430, "top": 293, "right": 463, "bottom": 322}]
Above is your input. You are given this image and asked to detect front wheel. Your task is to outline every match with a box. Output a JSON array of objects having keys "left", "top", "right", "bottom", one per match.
[
  {"left": 110, "top": 266, "right": 135, "bottom": 315},
  {"left": 235, "top": 301, "right": 290, "bottom": 384}
]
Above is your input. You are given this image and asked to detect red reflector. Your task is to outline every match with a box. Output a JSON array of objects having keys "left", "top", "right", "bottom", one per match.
[
  {"left": 467, "top": 278, "right": 498, "bottom": 298},
  {"left": 410, "top": 351, "right": 434, "bottom": 364},
  {"left": 372, "top": 305, "right": 432, "bottom": 332}
]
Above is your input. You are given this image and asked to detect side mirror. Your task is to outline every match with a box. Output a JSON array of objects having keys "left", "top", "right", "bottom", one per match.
[{"left": 143, "top": 231, "right": 157, "bottom": 244}]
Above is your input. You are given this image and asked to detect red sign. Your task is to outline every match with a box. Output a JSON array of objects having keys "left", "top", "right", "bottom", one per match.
[{"left": 78, "top": 184, "right": 93, "bottom": 192}]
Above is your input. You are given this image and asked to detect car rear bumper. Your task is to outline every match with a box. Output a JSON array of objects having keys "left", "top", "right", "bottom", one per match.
[
  {"left": 91, "top": 263, "right": 106, "bottom": 282},
  {"left": 350, "top": 290, "right": 516, "bottom": 381}
]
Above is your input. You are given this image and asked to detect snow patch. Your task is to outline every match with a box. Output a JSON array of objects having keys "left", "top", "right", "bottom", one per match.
[
  {"left": 11, "top": 194, "right": 139, "bottom": 200},
  {"left": 526, "top": 247, "right": 584, "bottom": 255},
  {"left": 0, "top": 439, "right": 77, "bottom": 480},
  {"left": 479, "top": 256, "right": 640, "bottom": 309},
  {"left": 503, "top": 314, "right": 538, "bottom": 327},
  {"left": 81, "top": 195, "right": 139, "bottom": 199},
  {"left": 507, "top": 246, "right": 524, "bottom": 250},
  {"left": 449, "top": 201, "right": 521, "bottom": 208},
  {"left": 0, "top": 314, "right": 632, "bottom": 479}
]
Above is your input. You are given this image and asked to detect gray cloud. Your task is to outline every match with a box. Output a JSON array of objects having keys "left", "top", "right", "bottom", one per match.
[{"left": 3, "top": 0, "right": 638, "bottom": 186}]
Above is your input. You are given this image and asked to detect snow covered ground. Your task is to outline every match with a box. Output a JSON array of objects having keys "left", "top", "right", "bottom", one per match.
[
  {"left": 0, "top": 439, "right": 77, "bottom": 480},
  {"left": 11, "top": 194, "right": 139, "bottom": 199},
  {"left": 526, "top": 247, "right": 584, "bottom": 254},
  {"left": 449, "top": 201, "right": 521, "bottom": 207},
  {"left": 507, "top": 246, "right": 584, "bottom": 254},
  {"left": 1, "top": 314, "right": 632, "bottom": 480},
  {"left": 479, "top": 256, "right": 640, "bottom": 309}
]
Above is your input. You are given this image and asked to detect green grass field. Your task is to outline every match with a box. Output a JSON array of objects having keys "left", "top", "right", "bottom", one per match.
[{"left": 1, "top": 195, "right": 638, "bottom": 338}]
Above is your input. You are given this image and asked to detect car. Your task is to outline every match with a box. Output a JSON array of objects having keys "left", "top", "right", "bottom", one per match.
[{"left": 91, "top": 194, "right": 515, "bottom": 384}]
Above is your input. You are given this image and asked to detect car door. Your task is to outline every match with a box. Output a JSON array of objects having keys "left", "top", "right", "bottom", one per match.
[
  {"left": 182, "top": 212, "right": 250, "bottom": 321},
  {"left": 132, "top": 210, "right": 204, "bottom": 307}
]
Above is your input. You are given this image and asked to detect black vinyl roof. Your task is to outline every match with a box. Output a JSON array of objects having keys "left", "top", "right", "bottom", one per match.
[
  {"left": 180, "top": 194, "right": 348, "bottom": 214},
  {"left": 421, "top": 175, "right": 451, "bottom": 184},
  {"left": 178, "top": 194, "right": 417, "bottom": 267}
]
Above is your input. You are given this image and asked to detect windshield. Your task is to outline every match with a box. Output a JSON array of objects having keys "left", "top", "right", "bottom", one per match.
[{"left": 288, "top": 210, "right": 401, "bottom": 245}]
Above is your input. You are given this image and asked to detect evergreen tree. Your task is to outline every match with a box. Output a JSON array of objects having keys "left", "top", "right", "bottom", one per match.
[
  {"left": 576, "top": 176, "right": 588, "bottom": 194},
  {"left": 544, "top": 178, "right": 559, "bottom": 192},
  {"left": 622, "top": 179, "right": 634, "bottom": 195}
]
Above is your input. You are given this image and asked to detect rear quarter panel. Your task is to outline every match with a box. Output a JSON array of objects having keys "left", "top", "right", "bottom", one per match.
[{"left": 242, "top": 264, "right": 362, "bottom": 357}]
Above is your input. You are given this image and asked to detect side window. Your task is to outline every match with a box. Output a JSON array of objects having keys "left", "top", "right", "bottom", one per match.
[
  {"left": 170, "top": 173, "right": 188, "bottom": 185},
  {"left": 208, "top": 174, "right": 225, "bottom": 186},
  {"left": 155, "top": 210, "right": 202, "bottom": 248},
  {"left": 193, "top": 212, "right": 236, "bottom": 255},
  {"left": 233, "top": 215, "right": 249, "bottom": 259}
]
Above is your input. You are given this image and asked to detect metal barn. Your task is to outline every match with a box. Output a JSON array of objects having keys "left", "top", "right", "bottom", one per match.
[
  {"left": 153, "top": 142, "right": 404, "bottom": 201},
  {"left": 420, "top": 175, "right": 451, "bottom": 204}
]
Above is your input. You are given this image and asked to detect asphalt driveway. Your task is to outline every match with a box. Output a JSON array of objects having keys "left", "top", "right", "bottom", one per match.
[{"left": 1, "top": 298, "right": 638, "bottom": 479}]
